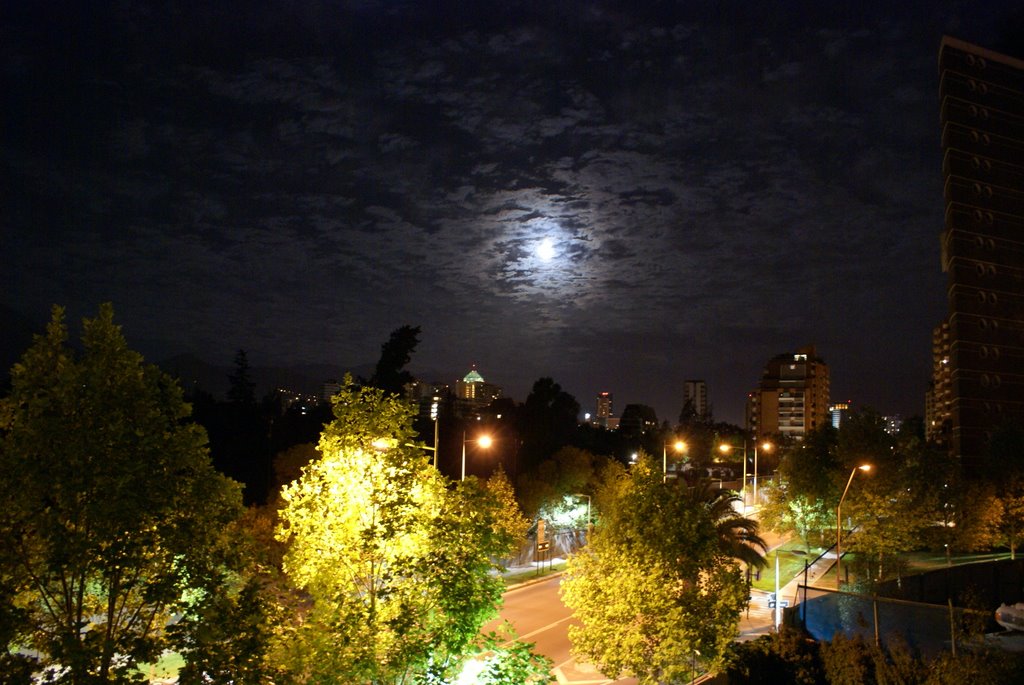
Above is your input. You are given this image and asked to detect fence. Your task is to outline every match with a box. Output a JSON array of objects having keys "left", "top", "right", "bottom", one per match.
[
  {"left": 508, "top": 528, "right": 587, "bottom": 568},
  {"left": 794, "top": 584, "right": 996, "bottom": 658}
]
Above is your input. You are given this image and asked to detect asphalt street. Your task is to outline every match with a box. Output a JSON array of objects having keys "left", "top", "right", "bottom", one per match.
[
  {"left": 489, "top": 575, "right": 638, "bottom": 685},
  {"left": 490, "top": 515, "right": 809, "bottom": 683}
]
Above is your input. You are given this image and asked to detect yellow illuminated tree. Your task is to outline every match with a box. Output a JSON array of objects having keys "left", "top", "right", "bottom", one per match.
[
  {"left": 561, "top": 454, "right": 749, "bottom": 684},
  {"left": 485, "top": 466, "right": 531, "bottom": 557},
  {"left": 275, "top": 377, "right": 545, "bottom": 684}
]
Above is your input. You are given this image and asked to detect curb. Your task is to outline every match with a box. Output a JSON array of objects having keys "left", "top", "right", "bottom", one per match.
[{"left": 504, "top": 570, "right": 565, "bottom": 592}]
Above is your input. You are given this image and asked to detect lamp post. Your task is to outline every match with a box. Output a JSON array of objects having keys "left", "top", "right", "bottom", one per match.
[
  {"left": 573, "top": 492, "right": 592, "bottom": 538},
  {"left": 719, "top": 440, "right": 751, "bottom": 512},
  {"left": 461, "top": 431, "right": 493, "bottom": 481},
  {"left": 428, "top": 395, "right": 440, "bottom": 468},
  {"left": 663, "top": 439, "right": 687, "bottom": 482},
  {"left": 836, "top": 464, "right": 872, "bottom": 589},
  {"left": 433, "top": 417, "right": 439, "bottom": 468},
  {"left": 753, "top": 441, "right": 773, "bottom": 506}
]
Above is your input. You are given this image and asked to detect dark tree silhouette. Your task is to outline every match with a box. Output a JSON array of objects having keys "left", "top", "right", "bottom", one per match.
[
  {"left": 368, "top": 325, "right": 421, "bottom": 395},
  {"left": 518, "top": 377, "right": 580, "bottom": 473},
  {"left": 227, "top": 349, "right": 256, "bottom": 406}
]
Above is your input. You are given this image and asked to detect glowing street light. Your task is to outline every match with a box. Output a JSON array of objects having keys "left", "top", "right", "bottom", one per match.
[
  {"left": 663, "top": 439, "right": 687, "bottom": 482},
  {"left": 719, "top": 441, "right": 749, "bottom": 512},
  {"left": 836, "top": 464, "right": 872, "bottom": 589},
  {"left": 718, "top": 439, "right": 772, "bottom": 510},
  {"left": 462, "top": 431, "right": 493, "bottom": 481},
  {"left": 753, "top": 441, "right": 773, "bottom": 505}
]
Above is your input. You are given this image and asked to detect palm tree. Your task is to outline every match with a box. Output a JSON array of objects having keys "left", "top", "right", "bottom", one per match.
[{"left": 690, "top": 480, "right": 768, "bottom": 568}]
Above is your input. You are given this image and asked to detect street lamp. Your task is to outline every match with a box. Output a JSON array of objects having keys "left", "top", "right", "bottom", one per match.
[
  {"left": 663, "top": 439, "right": 687, "bottom": 482},
  {"left": 431, "top": 402, "right": 440, "bottom": 468},
  {"left": 461, "top": 431, "right": 493, "bottom": 481},
  {"left": 836, "top": 464, "right": 872, "bottom": 589},
  {"left": 719, "top": 440, "right": 752, "bottom": 512},
  {"left": 753, "top": 441, "right": 773, "bottom": 505}
]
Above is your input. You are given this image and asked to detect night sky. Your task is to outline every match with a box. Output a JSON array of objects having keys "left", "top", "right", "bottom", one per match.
[{"left": 4, "top": 1, "right": 1022, "bottom": 425}]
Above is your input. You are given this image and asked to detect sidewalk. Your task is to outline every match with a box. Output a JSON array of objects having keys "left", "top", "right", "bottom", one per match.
[
  {"left": 501, "top": 557, "right": 567, "bottom": 590},
  {"left": 738, "top": 511, "right": 837, "bottom": 639}
]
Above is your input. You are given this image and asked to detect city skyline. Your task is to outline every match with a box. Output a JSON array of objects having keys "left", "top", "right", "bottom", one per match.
[{"left": 4, "top": 1, "right": 1022, "bottom": 425}]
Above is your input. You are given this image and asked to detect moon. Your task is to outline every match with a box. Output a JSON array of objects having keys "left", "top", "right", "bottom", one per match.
[{"left": 536, "top": 237, "right": 556, "bottom": 262}]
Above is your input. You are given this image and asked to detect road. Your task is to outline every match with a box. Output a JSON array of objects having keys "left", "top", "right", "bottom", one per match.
[
  {"left": 488, "top": 522, "right": 792, "bottom": 683},
  {"left": 487, "top": 575, "right": 637, "bottom": 684}
]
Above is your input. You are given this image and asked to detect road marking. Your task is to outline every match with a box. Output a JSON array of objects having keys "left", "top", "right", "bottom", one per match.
[{"left": 500, "top": 615, "right": 574, "bottom": 646}]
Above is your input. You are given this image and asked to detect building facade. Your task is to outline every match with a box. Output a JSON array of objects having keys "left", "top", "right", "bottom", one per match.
[
  {"left": 595, "top": 391, "right": 613, "bottom": 428},
  {"left": 938, "top": 36, "right": 1024, "bottom": 467},
  {"left": 830, "top": 402, "right": 851, "bottom": 429},
  {"left": 926, "top": 320, "right": 953, "bottom": 444},
  {"left": 750, "top": 345, "right": 830, "bottom": 442},
  {"left": 454, "top": 366, "right": 501, "bottom": 416},
  {"left": 683, "top": 380, "right": 709, "bottom": 422}
]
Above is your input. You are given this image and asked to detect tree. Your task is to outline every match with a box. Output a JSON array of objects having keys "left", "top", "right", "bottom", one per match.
[
  {"left": 691, "top": 481, "right": 767, "bottom": 569},
  {"left": 274, "top": 377, "right": 542, "bottom": 684},
  {"left": 484, "top": 466, "right": 531, "bottom": 559},
  {"left": 838, "top": 417, "right": 934, "bottom": 582},
  {"left": 560, "top": 454, "right": 750, "bottom": 683},
  {"left": 367, "top": 324, "right": 421, "bottom": 396},
  {"left": 725, "top": 626, "right": 824, "bottom": 685},
  {"left": 271, "top": 442, "right": 320, "bottom": 496},
  {"left": 844, "top": 483, "right": 931, "bottom": 582},
  {"left": 173, "top": 576, "right": 284, "bottom": 685},
  {"left": 998, "top": 477, "right": 1024, "bottom": 560},
  {"left": 518, "top": 377, "right": 581, "bottom": 471},
  {"left": 227, "top": 348, "right": 257, "bottom": 406},
  {"left": 758, "top": 426, "right": 840, "bottom": 551},
  {"left": 0, "top": 304, "right": 243, "bottom": 684},
  {"left": 517, "top": 446, "right": 599, "bottom": 520}
]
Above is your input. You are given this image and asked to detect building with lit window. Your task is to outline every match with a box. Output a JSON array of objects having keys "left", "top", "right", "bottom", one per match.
[
  {"left": 938, "top": 37, "right": 1024, "bottom": 468},
  {"left": 405, "top": 379, "right": 449, "bottom": 421},
  {"left": 595, "top": 391, "right": 613, "bottom": 428},
  {"left": 749, "top": 345, "right": 830, "bottom": 441},
  {"left": 830, "top": 402, "right": 851, "bottom": 429},
  {"left": 454, "top": 366, "right": 501, "bottom": 416},
  {"left": 926, "top": 321, "right": 953, "bottom": 444}
]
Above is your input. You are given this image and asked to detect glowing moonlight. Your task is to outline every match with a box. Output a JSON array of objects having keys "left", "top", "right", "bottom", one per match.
[{"left": 536, "top": 237, "right": 555, "bottom": 261}]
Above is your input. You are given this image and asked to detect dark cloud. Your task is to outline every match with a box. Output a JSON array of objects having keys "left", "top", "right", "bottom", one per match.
[{"left": 3, "top": 0, "right": 1018, "bottom": 423}]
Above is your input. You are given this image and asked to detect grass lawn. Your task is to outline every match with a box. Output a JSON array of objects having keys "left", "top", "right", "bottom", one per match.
[
  {"left": 798, "top": 550, "right": 1012, "bottom": 589},
  {"left": 901, "top": 550, "right": 1012, "bottom": 573},
  {"left": 752, "top": 540, "right": 825, "bottom": 592},
  {"left": 503, "top": 560, "right": 567, "bottom": 587},
  {"left": 136, "top": 651, "right": 183, "bottom": 683}
]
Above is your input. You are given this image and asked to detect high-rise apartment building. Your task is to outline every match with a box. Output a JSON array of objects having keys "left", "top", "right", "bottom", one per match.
[
  {"left": 938, "top": 37, "right": 1024, "bottom": 467},
  {"left": 749, "top": 345, "right": 830, "bottom": 442},
  {"left": 595, "top": 391, "right": 613, "bottom": 428},
  {"left": 682, "top": 380, "right": 709, "bottom": 421}
]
